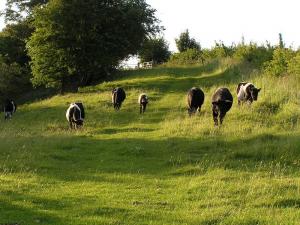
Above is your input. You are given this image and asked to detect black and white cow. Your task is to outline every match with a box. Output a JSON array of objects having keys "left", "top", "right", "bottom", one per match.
[
  {"left": 4, "top": 99, "right": 17, "bottom": 120},
  {"left": 138, "top": 93, "right": 148, "bottom": 114},
  {"left": 112, "top": 87, "right": 126, "bottom": 110},
  {"left": 237, "top": 82, "right": 261, "bottom": 105},
  {"left": 187, "top": 87, "right": 205, "bottom": 115},
  {"left": 212, "top": 88, "right": 233, "bottom": 126},
  {"left": 66, "top": 102, "right": 85, "bottom": 129}
]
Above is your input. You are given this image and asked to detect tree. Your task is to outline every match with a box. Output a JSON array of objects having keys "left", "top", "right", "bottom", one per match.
[
  {"left": 175, "top": 29, "right": 201, "bottom": 52},
  {"left": 279, "top": 33, "right": 284, "bottom": 49},
  {"left": 0, "top": 21, "right": 33, "bottom": 66},
  {"left": 0, "top": 57, "right": 30, "bottom": 102},
  {"left": 2, "top": 0, "right": 48, "bottom": 22},
  {"left": 27, "top": 0, "right": 160, "bottom": 93},
  {"left": 138, "top": 37, "right": 170, "bottom": 64}
]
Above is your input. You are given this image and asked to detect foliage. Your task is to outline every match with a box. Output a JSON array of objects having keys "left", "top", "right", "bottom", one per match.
[
  {"left": 175, "top": 29, "right": 201, "bottom": 52},
  {"left": 0, "top": 58, "right": 30, "bottom": 102},
  {"left": 138, "top": 37, "right": 170, "bottom": 64},
  {"left": 202, "top": 41, "right": 235, "bottom": 60},
  {"left": 2, "top": 0, "right": 48, "bottom": 22},
  {"left": 0, "top": 21, "right": 33, "bottom": 66},
  {"left": 0, "top": 22, "right": 33, "bottom": 101},
  {"left": 279, "top": 33, "right": 284, "bottom": 49},
  {"left": 27, "top": 0, "right": 160, "bottom": 92},
  {"left": 287, "top": 51, "right": 300, "bottom": 77},
  {"left": 233, "top": 42, "right": 274, "bottom": 67},
  {"left": 263, "top": 48, "right": 295, "bottom": 76},
  {"left": 166, "top": 48, "right": 203, "bottom": 65}
]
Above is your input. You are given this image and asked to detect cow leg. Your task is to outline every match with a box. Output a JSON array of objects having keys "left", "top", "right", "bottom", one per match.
[
  {"left": 212, "top": 104, "right": 219, "bottom": 126},
  {"left": 219, "top": 112, "right": 226, "bottom": 125},
  {"left": 238, "top": 100, "right": 241, "bottom": 106},
  {"left": 140, "top": 105, "right": 142, "bottom": 114},
  {"left": 197, "top": 107, "right": 201, "bottom": 113},
  {"left": 143, "top": 103, "right": 147, "bottom": 113},
  {"left": 69, "top": 121, "right": 73, "bottom": 129}
]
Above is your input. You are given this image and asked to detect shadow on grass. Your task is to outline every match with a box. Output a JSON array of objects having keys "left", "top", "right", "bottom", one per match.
[
  {"left": 0, "top": 133, "right": 299, "bottom": 183},
  {"left": 0, "top": 197, "right": 62, "bottom": 225}
]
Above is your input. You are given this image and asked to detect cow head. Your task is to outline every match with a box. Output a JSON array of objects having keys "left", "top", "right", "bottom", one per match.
[
  {"left": 75, "top": 120, "right": 83, "bottom": 126},
  {"left": 250, "top": 87, "right": 261, "bottom": 101}
]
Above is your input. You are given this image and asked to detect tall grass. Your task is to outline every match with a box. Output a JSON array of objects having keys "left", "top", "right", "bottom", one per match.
[{"left": 0, "top": 59, "right": 299, "bottom": 225}]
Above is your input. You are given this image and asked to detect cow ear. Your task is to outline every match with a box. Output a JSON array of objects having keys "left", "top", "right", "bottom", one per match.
[{"left": 258, "top": 88, "right": 261, "bottom": 92}]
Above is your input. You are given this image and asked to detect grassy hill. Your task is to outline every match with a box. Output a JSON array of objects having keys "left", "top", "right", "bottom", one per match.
[{"left": 0, "top": 59, "right": 300, "bottom": 225}]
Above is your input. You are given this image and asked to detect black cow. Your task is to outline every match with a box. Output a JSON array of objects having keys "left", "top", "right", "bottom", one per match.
[
  {"left": 212, "top": 88, "right": 233, "bottom": 126},
  {"left": 237, "top": 82, "right": 261, "bottom": 105},
  {"left": 138, "top": 93, "right": 148, "bottom": 114},
  {"left": 187, "top": 87, "right": 205, "bottom": 115},
  {"left": 66, "top": 102, "right": 85, "bottom": 129},
  {"left": 112, "top": 87, "right": 126, "bottom": 110},
  {"left": 4, "top": 99, "right": 17, "bottom": 120}
]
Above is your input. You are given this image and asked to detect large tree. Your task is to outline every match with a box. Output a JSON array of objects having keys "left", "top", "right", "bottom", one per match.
[
  {"left": 0, "top": 21, "right": 33, "bottom": 101},
  {"left": 27, "top": 0, "right": 160, "bottom": 92},
  {"left": 0, "top": 21, "right": 33, "bottom": 66}
]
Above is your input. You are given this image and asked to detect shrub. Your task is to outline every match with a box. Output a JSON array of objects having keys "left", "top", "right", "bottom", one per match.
[
  {"left": 263, "top": 48, "right": 295, "bottom": 76},
  {"left": 166, "top": 48, "right": 203, "bottom": 66},
  {"left": 287, "top": 51, "right": 300, "bottom": 77},
  {"left": 233, "top": 43, "right": 274, "bottom": 67}
]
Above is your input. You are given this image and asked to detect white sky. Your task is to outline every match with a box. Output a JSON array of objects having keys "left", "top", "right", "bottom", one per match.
[
  {"left": 0, "top": 0, "right": 300, "bottom": 52},
  {"left": 147, "top": 0, "right": 300, "bottom": 51}
]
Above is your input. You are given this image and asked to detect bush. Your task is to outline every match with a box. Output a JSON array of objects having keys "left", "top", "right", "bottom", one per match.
[
  {"left": 206, "top": 41, "right": 234, "bottom": 59},
  {"left": 263, "top": 48, "right": 295, "bottom": 76},
  {"left": 233, "top": 43, "right": 274, "bottom": 67},
  {"left": 166, "top": 48, "right": 203, "bottom": 66},
  {"left": 287, "top": 51, "right": 300, "bottom": 77}
]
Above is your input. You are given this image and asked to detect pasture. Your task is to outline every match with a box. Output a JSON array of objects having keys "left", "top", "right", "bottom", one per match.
[{"left": 0, "top": 59, "right": 300, "bottom": 225}]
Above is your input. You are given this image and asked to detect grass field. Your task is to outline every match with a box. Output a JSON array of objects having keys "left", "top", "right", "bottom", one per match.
[{"left": 0, "top": 59, "right": 300, "bottom": 225}]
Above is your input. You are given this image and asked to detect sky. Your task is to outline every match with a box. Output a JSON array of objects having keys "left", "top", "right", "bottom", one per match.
[
  {"left": 147, "top": 0, "right": 300, "bottom": 51},
  {"left": 0, "top": 0, "right": 300, "bottom": 52}
]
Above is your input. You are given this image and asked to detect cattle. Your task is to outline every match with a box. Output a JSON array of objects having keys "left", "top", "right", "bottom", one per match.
[
  {"left": 138, "top": 93, "right": 148, "bottom": 114},
  {"left": 212, "top": 88, "right": 233, "bottom": 126},
  {"left": 112, "top": 87, "right": 126, "bottom": 110},
  {"left": 66, "top": 102, "right": 85, "bottom": 129},
  {"left": 4, "top": 99, "right": 17, "bottom": 120},
  {"left": 237, "top": 82, "right": 261, "bottom": 105},
  {"left": 187, "top": 87, "right": 205, "bottom": 115}
]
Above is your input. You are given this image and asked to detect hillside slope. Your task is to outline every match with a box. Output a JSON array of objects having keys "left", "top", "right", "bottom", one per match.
[{"left": 0, "top": 59, "right": 300, "bottom": 225}]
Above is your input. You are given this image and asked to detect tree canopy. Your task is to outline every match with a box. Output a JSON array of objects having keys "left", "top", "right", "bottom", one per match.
[
  {"left": 27, "top": 0, "right": 160, "bottom": 92},
  {"left": 175, "top": 29, "right": 201, "bottom": 52},
  {"left": 138, "top": 37, "right": 170, "bottom": 64},
  {"left": 2, "top": 0, "right": 48, "bottom": 22}
]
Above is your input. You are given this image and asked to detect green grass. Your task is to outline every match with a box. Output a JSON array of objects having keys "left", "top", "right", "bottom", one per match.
[{"left": 0, "top": 59, "right": 300, "bottom": 225}]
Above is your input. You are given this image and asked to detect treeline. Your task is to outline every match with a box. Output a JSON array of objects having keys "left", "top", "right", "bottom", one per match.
[
  {"left": 145, "top": 30, "right": 300, "bottom": 79},
  {"left": 0, "top": 0, "right": 160, "bottom": 100}
]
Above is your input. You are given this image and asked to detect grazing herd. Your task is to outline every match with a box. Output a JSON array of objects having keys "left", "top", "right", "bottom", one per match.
[{"left": 3, "top": 82, "right": 261, "bottom": 129}]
